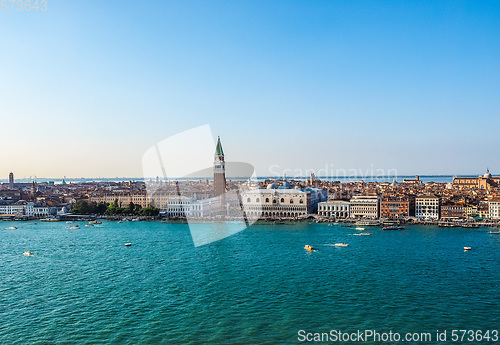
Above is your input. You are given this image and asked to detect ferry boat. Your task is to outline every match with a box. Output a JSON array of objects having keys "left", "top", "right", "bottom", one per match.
[
  {"left": 304, "top": 245, "right": 315, "bottom": 251},
  {"left": 382, "top": 226, "right": 405, "bottom": 231},
  {"left": 462, "top": 224, "right": 479, "bottom": 229},
  {"left": 355, "top": 220, "right": 380, "bottom": 226},
  {"left": 438, "top": 223, "right": 457, "bottom": 228},
  {"left": 334, "top": 243, "right": 349, "bottom": 247}
]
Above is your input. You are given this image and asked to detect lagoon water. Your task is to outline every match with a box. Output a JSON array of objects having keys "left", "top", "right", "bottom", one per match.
[{"left": 1, "top": 221, "right": 499, "bottom": 344}]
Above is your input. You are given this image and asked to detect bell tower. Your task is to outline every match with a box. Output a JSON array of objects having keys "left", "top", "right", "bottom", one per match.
[{"left": 214, "top": 136, "right": 226, "bottom": 197}]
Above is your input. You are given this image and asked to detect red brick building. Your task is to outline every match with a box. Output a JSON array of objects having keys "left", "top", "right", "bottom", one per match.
[
  {"left": 380, "top": 196, "right": 415, "bottom": 218},
  {"left": 441, "top": 203, "right": 464, "bottom": 219}
]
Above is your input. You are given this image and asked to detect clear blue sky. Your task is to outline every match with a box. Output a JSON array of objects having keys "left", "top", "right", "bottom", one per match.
[{"left": 1, "top": 0, "right": 500, "bottom": 178}]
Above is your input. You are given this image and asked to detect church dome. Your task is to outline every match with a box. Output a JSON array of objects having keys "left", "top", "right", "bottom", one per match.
[
  {"left": 266, "top": 183, "right": 277, "bottom": 189},
  {"left": 278, "top": 182, "right": 291, "bottom": 189},
  {"left": 484, "top": 169, "right": 492, "bottom": 179}
]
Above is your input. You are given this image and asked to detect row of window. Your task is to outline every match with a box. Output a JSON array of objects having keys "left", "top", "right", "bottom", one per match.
[{"left": 247, "top": 198, "right": 304, "bottom": 204}]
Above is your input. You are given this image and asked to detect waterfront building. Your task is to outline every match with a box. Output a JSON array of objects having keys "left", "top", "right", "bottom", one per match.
[
  {"left": 440, "top": 202, "right": 464, "bottom": 219},
  {"left": 318, "top": 200, "right": 350, "bottom": 218},
  {"left": 380, "top": 196, "right": 415, "bottom": 218},
  {"left": 415, "top": 195, "right": 441, "bottom": 220},
  {"left": 241, "top": 184, "right": 326, "bottom": 218},
  {"left": 477, "top": 205, "right": 489, "bottom": 219},
  {"left": 0, "top": 203, "right": 24, "bottom": 216},
  {"left": 489, "top": 198, "right": 500, "bottom": 219},
  {"left": 33, "top": 205, "right": 49, "bottom": 218},
  {"left": 453, "top": 169, "right": 500, "bottom": 191},
  {"left": 349, "top": 195, "right": 380, "bottom": 219},
  {"left": 91, "top": 194, "right": 149, "bottom": 208}
]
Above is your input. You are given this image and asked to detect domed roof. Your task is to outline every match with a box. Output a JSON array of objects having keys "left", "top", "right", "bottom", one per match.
[
  {"left": 484, "top": 169, "right": 492, "bottom": 179},
  {"left": 278, "top": 182, "right": 291, "bottom": 189},
  {"left": 266, "top": 183, "right": 277, "bottom": 189}
]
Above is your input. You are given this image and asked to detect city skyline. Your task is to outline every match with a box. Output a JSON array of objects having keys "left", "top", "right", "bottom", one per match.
[{"left": 2, "top": 1, "right": 500, "bottom": 177}]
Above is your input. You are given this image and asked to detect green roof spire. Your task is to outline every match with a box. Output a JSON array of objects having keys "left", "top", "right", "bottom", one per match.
[{"left": 215, "top": 136, "right": 224, "bottom": 155}]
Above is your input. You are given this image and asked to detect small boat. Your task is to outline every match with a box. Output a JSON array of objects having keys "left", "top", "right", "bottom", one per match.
[
  {"left": 353, "top": 232, "right": 371, "bottom": 236},
  {"left": 488, "top": 230, "right": 500, "bottom": 234},
  {"left": 40, "top": 218, "right": 58, "bottom": 222},
  {"left": 334, "top": 243, "right": 349, "bottom": 247},
  {"left": 69, "top": 225, "right": 80, "bottom": 229},
  {"left": 125, "top": 243, "right": 132, "bottom": 247},
  {"left": 464, "top": 246, "right": 472, "bottom": 251},
  {"left": 355, "top": 227, "right": 365, "bottom": 231},
  {"left": 85, "top": 224, "right": 94, "bottom": 227},
  {"left": 382, "top": 226, "right": 405, "bottom": 231},
  {"left": 66, "top": 221, "right": 73, "bottom": 224},
  {"left": 117, "top": 221, "right": 122, "bottom": 224},
  {"left": 8, "top": 226, "right": 17, "bottom": 230},
  {"left": 89, "top": 220, "right": 102, "bottom": 224},
  {"left": 304, "top": 245, "right": 315, "bottom": 251},
  {"left": 23, "top": 251, "right": 33, "bottom": 256}
]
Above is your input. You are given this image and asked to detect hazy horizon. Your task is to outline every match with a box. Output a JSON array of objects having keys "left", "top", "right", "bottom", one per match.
[{"left": 2, "top": 1, "right": 500, "bottom": 177}]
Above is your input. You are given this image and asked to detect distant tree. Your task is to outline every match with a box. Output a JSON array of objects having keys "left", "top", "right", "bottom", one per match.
[
  {"left": 105, "top": 199, "right": 125, "bottom": 215},
  {"left": 95, "top": 202, "right": 109, "bottom": 215},
  {"left": 138, "top": 206, "right": 160, "bottom": 216},
  {"left": 71, "top": 200, "right": 93, "bottom": 214}
]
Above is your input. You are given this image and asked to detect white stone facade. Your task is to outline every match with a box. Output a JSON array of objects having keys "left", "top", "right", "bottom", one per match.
[
  {"left": 415, "top": 195, "right": 441, "bottom": 220},
  {"left": 318, "top": 200, "right": 350, "bottom": 218}
]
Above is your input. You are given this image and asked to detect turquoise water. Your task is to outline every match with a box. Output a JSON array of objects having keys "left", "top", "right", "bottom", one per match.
[{"left": 1, "top": 221, "right": 499, "bottom": 344}]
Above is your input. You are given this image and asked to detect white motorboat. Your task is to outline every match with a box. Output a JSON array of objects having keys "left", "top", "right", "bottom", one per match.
[{"left": 334, "top": 243, "right": 349, "bottom": 247}]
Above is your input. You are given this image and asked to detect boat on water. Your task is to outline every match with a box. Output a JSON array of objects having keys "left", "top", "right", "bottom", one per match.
[
  {"left": 8, "top": 226, "right": 17, "bottom": 230},
  {"left": 355, "top": 221, "right": 380, "bottom": 226},
  {"left": 125, "top": 243, "right": 132, "bottom": 247},
  {"left": 69, "top": 225, "right": 80, "bottom": 229},
  {"left": 23, "top": 251, "right": 33, "bottom": 256},
  {"left": 89, "top": 220, "right": 102, "bottom": 224},
  {"left": 40, "top": 218, "right": 58, "bottom": 222},
  {"left": 85, "top": 224, "right": 94, "bottom": 227},
  {"left": 66, "top": 221, "right": 73, "bottom": 224},
  {"left": 462, "top": 224, "right": 479, "bottom": 229},
  {"left": 355, "top": 227, "right": 365, "bottom": 231},
  {"left": 334, "top": 243, "right": 349, "bottom": 247},
  {"left": 488, "top": 230, "right": 500, "bottom": 234},
  {"left": 304, "top": 245, "right": 315, "bottom": 251},
  {"left": 464, "top": 246, "right": 472, "bottom": 251},
  {"left": 382, "top": 226, "right": 405, "bottom": 231},
  {"left": 354, "top": 232, "right": 371, "bottom": 236}
]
